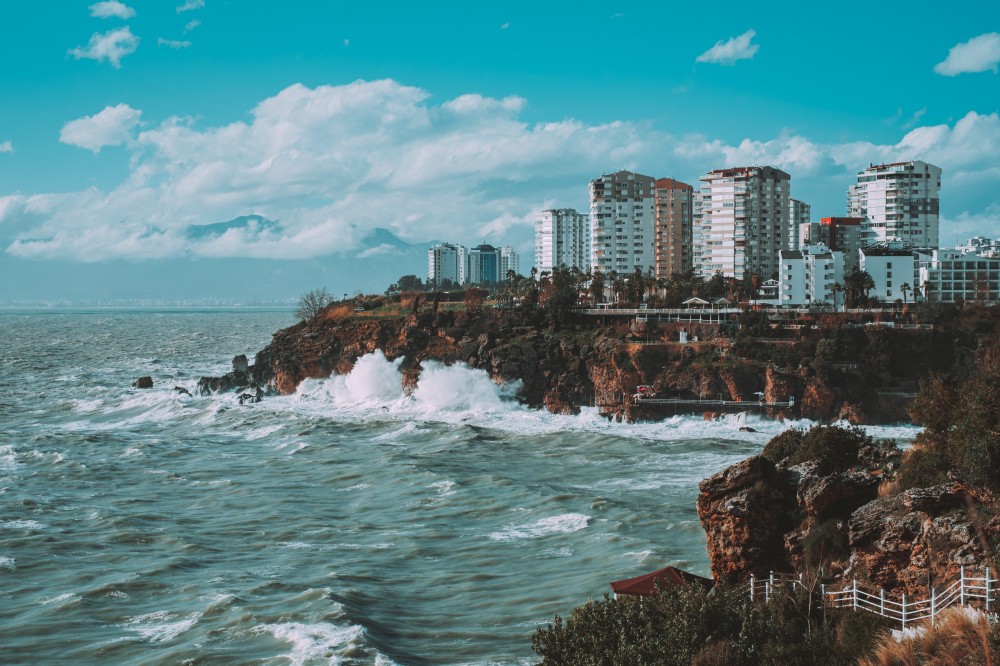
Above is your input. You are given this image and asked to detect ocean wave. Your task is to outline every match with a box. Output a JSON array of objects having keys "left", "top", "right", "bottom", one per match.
[
  {"left": 489, "top": 513, "right": 591, "bottom": 542},
  {"left": 252, "top": 621, "right": 366, "bottom": 666},
  {"left": 120, "top": 610, "right": 200, "bottom": 643}
]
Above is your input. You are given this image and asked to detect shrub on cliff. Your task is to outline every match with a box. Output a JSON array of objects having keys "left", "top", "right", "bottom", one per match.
[
  {"left": 904, "top": 361, "right": 1000, "bottom": 492},
  {"left": 762, "top": 425, "right": 873, "bottom": 473},
  {"left": 295, "top": 287, "right": 335, "bottom": 321},
  {"left": 531, "top": 583, "right": 883, "bottom": 665}
]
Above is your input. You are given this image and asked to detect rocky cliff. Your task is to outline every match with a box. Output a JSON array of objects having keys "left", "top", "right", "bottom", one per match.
[
  {"left": 196, "top": 305, "right": 995, "bottom": 424},
  {"left": 697, "top": 429, "right": 999, "bottom": 597}
]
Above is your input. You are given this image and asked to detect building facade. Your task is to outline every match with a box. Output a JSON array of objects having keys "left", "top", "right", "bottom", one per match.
[
  {"left": 860, "top": 245, "right": 917, "bottom": 303},
  {"left": 698, "top": 166, "right": 791, "bottom": 280},
  {"left": 848, "top": 161, "right": 942, "bottom": 249},
  {"left": 590, "top": 170, "right": 656, "bottom": 275},
  {"left": 788, "top": 198, "right": 810, "bottom": 250},
  {"left": 774, "top": 243, "right": 844, "bottom": 306},
  {"left": 535, "top": 209, "right": 589, "bottom": 274},
  {"left": 499, "top": 245, "right": 520, "bottom": 279},
  {"left": 821, "top": 216, "right": 869, "bottom": 274},
  {"left": 916, "top": 247, "right": 1000, "bottom": 304},
  {"left": 653, "top": 178, "right": 694, "bottom": 278},
  {"left": 427, "top": 242, "right": 467, "bottom": 286},
  {"left": 467, "top": 244, "right": 500, "bottom": 284}
]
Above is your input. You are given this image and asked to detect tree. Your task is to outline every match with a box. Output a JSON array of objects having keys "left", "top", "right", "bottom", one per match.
[
  {"left": 295, "top": 287, "right": 334, "bottom": 321},
  {"left": 589, "top": 269, "right": 605, "bottom": 305},
  {"left": 900, "top": 282, "right": 911, "bottom": 305},
  {"left": 831, "top": 282, "right": 843, "bottom": 311}
]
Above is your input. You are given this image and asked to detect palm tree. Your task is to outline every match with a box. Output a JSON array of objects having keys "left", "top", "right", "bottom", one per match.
[
  {"left": 861, "top": 271, "right": 876, "bottom": 304},
  {"left": 831, "top": 282, "right": 843, "bottom": 312},
  {"left": 921, "top": 281, "right": 935, "bottom": 303},
  {"left": 900, "top": 282, "right": 911, "bottom": 305}
]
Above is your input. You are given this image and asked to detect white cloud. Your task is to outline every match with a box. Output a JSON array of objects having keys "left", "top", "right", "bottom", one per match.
[
  {"left": 59, "top": 104, "right": 142, "bottom": 152},
  {"left": 4, "top": 80, "right": 999, "bottom": 263},
  {"left": 158, "top": 38, "right": 192, "bottom": 49},
  {"left": 934, "top": 33, "right": 1000, "bottom": 76},
  {"left": 89, "top": 1, "right": 135, "bottom": 19},
  {"left": 184, "top": 19, "right": 201, "bottom": 32},
  {"left": 68, "top": 26, "right": 139, "bottom": 68},
  {"left": 176, "top": 0, "right": 204, "bottom": 12},
  {"left": 0, "top": 140, "right": 12, "bottom": 154},
  {"left": 696, "top": 29, "right": 758, "bottom": 65}
]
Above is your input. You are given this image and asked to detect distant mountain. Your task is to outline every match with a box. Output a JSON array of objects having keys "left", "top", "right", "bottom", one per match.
[{"left": 0, "top": 218, "right": 441, "bottom": 304}]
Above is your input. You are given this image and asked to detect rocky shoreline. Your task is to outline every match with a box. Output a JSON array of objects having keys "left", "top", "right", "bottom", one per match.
[{"left": 195, "top": 305, "right": 986, "bottom": 425}]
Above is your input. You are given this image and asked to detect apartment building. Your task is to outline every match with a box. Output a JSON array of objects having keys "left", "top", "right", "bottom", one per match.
[
  {"left": 467, "top": 244, "right": 500, "bottom": 284},
  {"left": 821, "top": 217, "right": 869, "bottom": 274},
  {"left": 653, "top": 178, "right": 694, "bottom": 278},
  {"left": 848, "top": 161, "right": 942, "bottom": 249},
  {"left": 590, "top": 170, "right": 656, "bottom": 275},
  {"left": 788, "top": 199, "right": 810, "bottom": 250},
  {"left": 698, "top": 166, "right": 791, "bottom": 280},
  {"left": 535, "top": 209, "right": 589, "bottom": 274},
  {"left": 916, "top": 247, "right": 1000, "bottom": 303},
  {"left": 427, "top": 242, "right": 467, "bottom": 286},
  {"left": 773, "top": 243, "right": 844, "bottom": 306},
  {"left": 499, "top": 245, "right": 520, "bottom": 279},
  {"left": 860, "top": 245, "right": 917, "bottom": 303}
]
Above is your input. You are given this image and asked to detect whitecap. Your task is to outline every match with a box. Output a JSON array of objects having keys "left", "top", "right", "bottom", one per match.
[
  {"left": 489, "top": 513, "right": 591, "bottom": 542},
  {"left": 253, "top": 621, "right": 366, "bottom": 666},
  {"left": 40, "top": 592, "right": 82, "bottom": 607},
  {"left": 0, "top": 556, "right": 15, "bottom": 571},
  {"left": 121, "top": 610, "right": 199, "bottom": 643},
  {"left": 3, "top": 520, "right": 45, "bottom": 530}
]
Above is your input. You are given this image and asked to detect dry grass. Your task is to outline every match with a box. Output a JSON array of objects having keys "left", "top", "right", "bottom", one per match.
[
  {"left": 321, "top": 305, "right": 354, "bottom": 321},
  {"left": 859, "top": 607, "right": 994, "bottom": 666}
]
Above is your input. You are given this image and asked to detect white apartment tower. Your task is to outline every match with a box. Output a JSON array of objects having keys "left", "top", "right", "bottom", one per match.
[
  {"left": 848, "top": 161, "right": 942, "bottom": 248},
  {"left": 427, "top": 243, "right": 467, "bottom": 286},
  {"left": 698, "top": 166, "right": 791, "bottom": 280},
  {"left": 535, "top": 209, "right": 590, "bottom": 274},
  {"left": 653, "top": 178, "right": 694, "bottom": 278},
  {"left": 590, "top": 170, "right": 656, "bottom": 275},
  {"left": 499, "top": 245, "right": 520, "bottom": 279}
]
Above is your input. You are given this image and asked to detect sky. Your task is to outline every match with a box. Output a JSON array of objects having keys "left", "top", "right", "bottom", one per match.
[{"left": 1, "top": 1, "right": 999, "bottom": 302}]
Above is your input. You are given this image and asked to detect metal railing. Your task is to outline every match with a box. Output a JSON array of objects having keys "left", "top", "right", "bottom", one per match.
[{"left": 749, "top": 567, "right": 995, "bottom": 630}]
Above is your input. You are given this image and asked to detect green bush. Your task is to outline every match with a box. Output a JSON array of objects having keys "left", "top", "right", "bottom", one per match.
[
  {"left": 531, "top": 583, "right": 885, "bottom": 666},
  {"left": 761, "top": 425, "right": 872, "bottom": 474}
]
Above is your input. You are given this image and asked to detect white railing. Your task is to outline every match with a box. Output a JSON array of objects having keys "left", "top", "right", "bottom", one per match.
[{"left": 749, "top": 566, "right": 994, "bottom": 630}]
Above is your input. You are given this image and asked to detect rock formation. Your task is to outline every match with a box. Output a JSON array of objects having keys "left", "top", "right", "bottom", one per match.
[{"left": 698, "top": 429, "right": 998, "bottom": 597}]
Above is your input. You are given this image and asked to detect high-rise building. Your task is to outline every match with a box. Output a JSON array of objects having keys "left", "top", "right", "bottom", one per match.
[
  {"left": 698, "top": 166, "right": 791, "bottom": 280},
  {"left": 589, "top": 170, "right": 656, "bottom": 275},
  {"left": 788, "top": 199, "right": 810, "bottom": 250},
  {"left": 821, "top": 217, "right": 869, "bottom": 274},
  {"left": 692, "top": 191, "right": 706, "bottom": 275},
  {"left": 653, "top": 178, "right": 694, "bottom": 278},
  {"left": 535, "top": 209, "right": 589, "bottom": 274},
  {"left": 427, "top": 242, "right": 467, "bottom": 286},
  {"left": 848, "top": 161, "right": 942, "bottom": 248},
  {"left": 800, "top": 222, "right": 826, "bottom": 247},
  {"left": 499, "top": 245, "right": 520, "bottom": 279},
  {"left": 467, "top": 244, "right": 500, "bottom": 284}
]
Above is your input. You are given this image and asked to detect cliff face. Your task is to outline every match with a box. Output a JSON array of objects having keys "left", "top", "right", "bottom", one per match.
[
  {"left": 697, "top": 441, "right": 999, "bottom": 597},
  {"left": 197, "top": 306, "right": 994, "bottom": 424}
]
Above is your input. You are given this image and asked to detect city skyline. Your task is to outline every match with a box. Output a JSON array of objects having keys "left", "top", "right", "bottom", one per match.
[{"left": 1, "top": 1, "right": 998, "bottom": 300}]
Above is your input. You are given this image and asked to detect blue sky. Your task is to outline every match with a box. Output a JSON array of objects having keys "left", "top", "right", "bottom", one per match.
[{"left": 1, "top": 1, "right": 999, "bottom": 300}]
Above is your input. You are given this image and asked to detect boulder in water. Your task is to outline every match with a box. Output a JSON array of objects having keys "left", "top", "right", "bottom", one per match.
[
  {"left": 232, "top": 354, "right": 249, "bottom": 374},
  {"left": 173, "top": 386, "right": 192, "bottom": 396},
  {"left": 133, "top": 376, "right": 153, "bottom": 389}
]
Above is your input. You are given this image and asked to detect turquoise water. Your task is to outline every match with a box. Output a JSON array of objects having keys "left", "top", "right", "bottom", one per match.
[{"left": 0, "top": 311, "right": 918, "bottom": 664}]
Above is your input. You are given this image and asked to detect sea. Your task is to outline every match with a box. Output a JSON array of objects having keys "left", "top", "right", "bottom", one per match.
[{"left": 0, "top": 310, "right": 921, "bottom": 665}]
